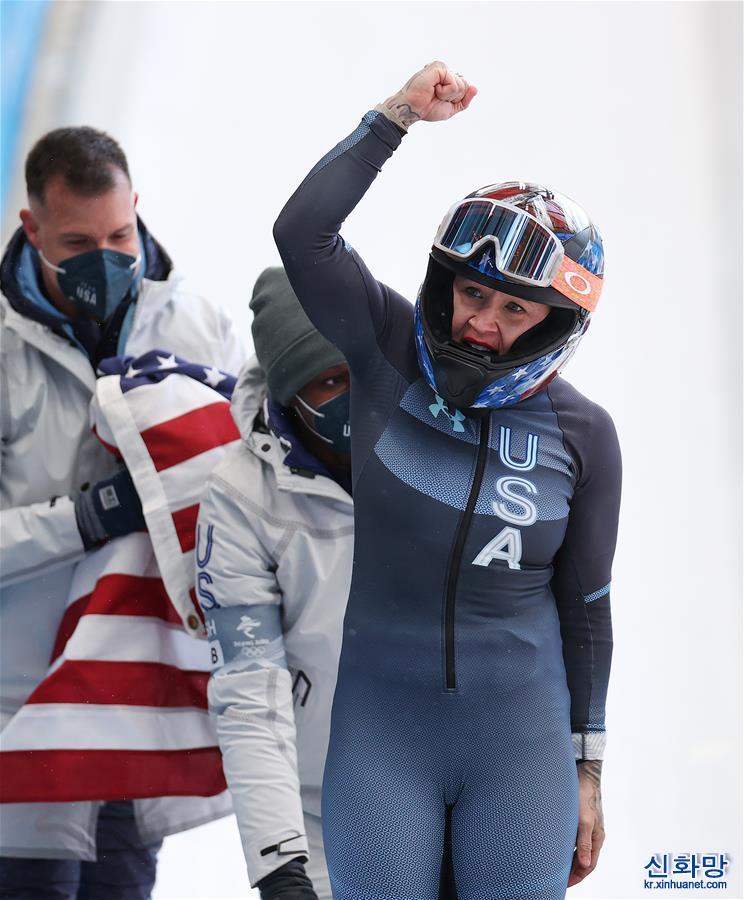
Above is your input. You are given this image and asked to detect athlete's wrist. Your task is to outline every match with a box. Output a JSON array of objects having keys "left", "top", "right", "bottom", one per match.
[
  {"left": 576, "top": 759, "right": 603, "bottom": 784},
  {"left": 375, "top": 95, "right": 419, "bottom": 132}
]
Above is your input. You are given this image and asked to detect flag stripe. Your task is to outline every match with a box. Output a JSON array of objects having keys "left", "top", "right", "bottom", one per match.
[
  {"left": 172, "top": 504, "right": 200, "bottom": 553},
  {"left": 60, "top": 615, "right": 212, "bottom": 671},
  {"left": 51, "top": 574, "right": 183, "bottom": 664},
  {"left": 27, "top": 660, "right": 209, "bottom": 709},
  {"left": 140, "top": 402, "right": 240, "bottom": 472},
  {"left": 0, "top": 748, "right": 226, "bottom": 803},
  {"left": 51, "top": 594, "right": 88, "bottom": 665},
  {"left": 1, "top": 704, "right": 216, "bottom": 751},
  {"left": 124, "top": 375, "right": 229, "bottom": 433},
  {"left": 67, "top": 533, "right": 158, "bottom": 607}
]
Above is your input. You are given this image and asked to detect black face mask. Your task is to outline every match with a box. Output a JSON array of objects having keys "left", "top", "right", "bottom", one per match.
[{"left": 40, "top": 247, "right": 141, "bottom": 323}]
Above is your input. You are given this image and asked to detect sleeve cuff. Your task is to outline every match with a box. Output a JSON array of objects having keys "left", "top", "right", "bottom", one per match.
[
  {"left": 248, "top": 833, "right": 309, "bottom": 887},
  {"left": 373, "top": 102, "right": 410, "bottom": 135},
  {"left": 572, "top": 731, "right": 606, "bottom": 760}
]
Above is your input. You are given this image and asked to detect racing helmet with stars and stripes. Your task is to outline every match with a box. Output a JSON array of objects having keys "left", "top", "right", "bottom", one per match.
[{"left": 414, "top": 181, "right": 605, "bottom": 411}]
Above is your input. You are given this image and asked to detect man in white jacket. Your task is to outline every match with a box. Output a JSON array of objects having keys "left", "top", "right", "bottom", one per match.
[
  {"left": 0, "top": 126, "right": 244, "bottom": 898},
  {"left": 196, "top": 267, "right": 354, "bottom": 900}
]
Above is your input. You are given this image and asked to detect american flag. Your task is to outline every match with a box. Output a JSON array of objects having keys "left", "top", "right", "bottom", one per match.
[{"left": 0, "top": 351, "right": 240, "bottom": 803}]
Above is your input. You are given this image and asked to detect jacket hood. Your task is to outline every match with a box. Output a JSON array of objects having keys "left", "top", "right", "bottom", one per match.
[
  {"left": 0, "top": 216, "right": 173, "bottom": 329},
  {"left": 230, "top": 354, "right": 266, "bottom": 441},
  {"left": 230, "top": 355, "right": 341, "bottom": 487}
]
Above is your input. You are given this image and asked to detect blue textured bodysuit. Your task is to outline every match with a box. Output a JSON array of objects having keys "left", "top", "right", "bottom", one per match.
[{"left": 274, "top": 110, "right": 622, "bottom": 900}]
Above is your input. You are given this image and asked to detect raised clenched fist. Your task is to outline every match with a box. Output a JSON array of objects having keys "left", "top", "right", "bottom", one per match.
[{"left": 379, "top": 61, "right": 477, "bottom": 129}]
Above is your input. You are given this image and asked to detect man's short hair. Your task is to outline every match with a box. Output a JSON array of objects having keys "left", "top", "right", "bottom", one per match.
[{"left": 25, "top": 126, "right": 131, "bottom": 204}]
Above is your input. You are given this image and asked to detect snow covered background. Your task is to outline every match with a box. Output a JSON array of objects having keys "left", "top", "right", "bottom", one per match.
[{"left": 3, "top": 2, "right": 741, "bottom": 898}]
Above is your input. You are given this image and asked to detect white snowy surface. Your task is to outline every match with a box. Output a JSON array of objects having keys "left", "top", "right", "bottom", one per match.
[{"left": 6, "top": 3, "right": 741, "bottom": 898}]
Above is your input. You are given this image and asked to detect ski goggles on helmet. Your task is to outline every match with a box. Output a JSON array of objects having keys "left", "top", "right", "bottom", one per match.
[
  {"left": 433, "top": 197, "right": 603, "bottom": 311},
  {"left": 434, "top": 198, "right": 563, "bottom": 287}
]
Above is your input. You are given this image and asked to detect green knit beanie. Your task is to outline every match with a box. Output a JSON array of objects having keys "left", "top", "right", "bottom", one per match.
[{"left": 249, "top": 267, "right": 345, "bottom": 406}]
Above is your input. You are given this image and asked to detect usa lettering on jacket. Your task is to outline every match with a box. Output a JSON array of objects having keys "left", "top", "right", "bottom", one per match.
[{"left": 473, "top": 425, "right": 540, "bottom": 571}]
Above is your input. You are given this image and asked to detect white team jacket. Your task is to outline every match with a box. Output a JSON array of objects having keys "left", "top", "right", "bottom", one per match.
[
  {"left": 0, "top": 274, "right": 245, "bottom": 858},
  {"left": 196, "top": 357, "right": 353, "bottom": 886}
]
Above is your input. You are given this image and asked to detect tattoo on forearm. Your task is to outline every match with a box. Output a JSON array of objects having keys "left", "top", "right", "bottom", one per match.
[
  {"left": 384, "top": 94, "right": 422, "bottom": 127},
  {"left": 577, "top": 759, "right": 602, "bottom": 788},
  {"left": 393, "top": 104, "right": 421, "bottom": 126}
]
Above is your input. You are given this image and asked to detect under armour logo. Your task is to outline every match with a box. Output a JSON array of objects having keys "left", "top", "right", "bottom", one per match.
[{"left": 429, "top": 393, "right": 465, "bottom": 432}]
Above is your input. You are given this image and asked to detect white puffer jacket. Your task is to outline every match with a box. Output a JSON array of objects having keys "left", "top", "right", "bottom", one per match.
[
  {"left": 196, "top": 357, "right": 353, "bottom": 886},
  {"left": 0, "top": 272, "right": 245, "bottom": 858}
]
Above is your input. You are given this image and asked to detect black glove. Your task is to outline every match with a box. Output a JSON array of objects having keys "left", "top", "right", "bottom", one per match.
[
  {"left": 74, "top": 468, "right": 146, "bottom": 550},
  {"left": 257, "top": 858, "right": 318, "bottom": 900}
]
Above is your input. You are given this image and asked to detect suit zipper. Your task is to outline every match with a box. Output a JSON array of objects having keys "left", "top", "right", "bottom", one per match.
[{"left": 443, "top": 417, "right": 490, "bottom": 691}]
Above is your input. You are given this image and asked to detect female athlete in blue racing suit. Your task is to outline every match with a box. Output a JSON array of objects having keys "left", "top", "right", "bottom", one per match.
[{"left": 273, "top": 63, "right": 621, "bottom": 900}]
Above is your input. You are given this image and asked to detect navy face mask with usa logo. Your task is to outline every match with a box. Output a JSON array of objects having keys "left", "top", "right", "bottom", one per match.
[
  {"left": 40, "top": 247, "right": 141, "bottom": 323},
  {"left": 294, "top": 390, "right": 351, "bottom": 455}
]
